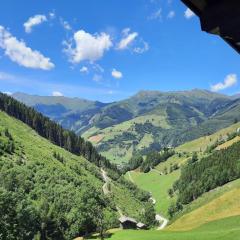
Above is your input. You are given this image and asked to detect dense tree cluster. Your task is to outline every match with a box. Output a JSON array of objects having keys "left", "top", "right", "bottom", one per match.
[
  {"left": 140, "top": 149, "right": 175, "bottom": 173},
  {"left": 0, "top": 152, "right": 118, "bottom": 240},
  {"left": 0, "top": 128, "right": 15, "bottom": 155},
  {"left": 0, "top": 93, "right": 118, "bottom": 173},
  {"left": 175, "top": 141, "right": 240, "bottom": 205}
]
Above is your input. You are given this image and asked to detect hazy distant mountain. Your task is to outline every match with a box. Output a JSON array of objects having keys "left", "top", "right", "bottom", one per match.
[
  {"left": 12, "top": 90, "right": 240, "bottom": 163},
  {"left": 12, "top": 92, "right": 109, "bottom": 134},
  {"left": 232, "top": 93, "right": 240, "bottom": 100}
]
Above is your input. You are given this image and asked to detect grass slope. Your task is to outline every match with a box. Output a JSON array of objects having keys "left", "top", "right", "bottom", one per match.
[
  {"left": 0, "top": 110, "right": 145, "bottom": 220},
  {"left": 126, "top": 170, "right": 180, "bottom": 217},
  {"left": 89, "top": 216, "right": 240, "bottom": 240},
  {"left": 177, "top": 122, "right": 240, "bottom": 153},
  {"left": 168, "top": 178, "right": 240, "bottom": 231}
]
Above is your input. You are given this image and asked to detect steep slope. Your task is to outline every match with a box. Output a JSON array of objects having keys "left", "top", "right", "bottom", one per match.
[
  {"left": 13, "top": 92, "right": 109, "bottom": 134},
  {"left": 124, "top": 122, "right": 240, "bottom": 222},
  {"left": 13, "top": 90, "right": 240, "bottom": 163},
  {"left": 168, "top": 179, "right": 240, "bottom": 231},
  {"left": 0, "top": 111, "right": 151, "bottom": 239},
  {"left": 84, "top": 90, "right": 234, "bottom": 162}
]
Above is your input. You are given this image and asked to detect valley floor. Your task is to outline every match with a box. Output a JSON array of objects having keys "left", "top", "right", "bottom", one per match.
[{"left": 87, "top": 215, "right": 240, "bottom": 240}]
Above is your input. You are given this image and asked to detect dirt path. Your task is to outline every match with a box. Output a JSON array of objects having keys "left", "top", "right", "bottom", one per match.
[
  {"left": 101, "top": 168, "right": 110, "bottom": 195},
  {"left": 126, "top": 170, "right": 168, "bottom": 229},
  {"left": 127, "top": 171, "right": 134, "bottom": 183}
]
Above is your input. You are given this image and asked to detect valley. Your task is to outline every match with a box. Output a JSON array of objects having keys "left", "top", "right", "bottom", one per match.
[
  {"left": 13, "top": 90, "right": 240, "bottom": 163},
  {"left": 1, "top": 92, "right": 240, "bottom": 239}
]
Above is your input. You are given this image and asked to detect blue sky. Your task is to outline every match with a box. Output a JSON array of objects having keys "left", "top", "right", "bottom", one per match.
[{"left": 0, "top": 0, "right": 240, "bottom": 102}]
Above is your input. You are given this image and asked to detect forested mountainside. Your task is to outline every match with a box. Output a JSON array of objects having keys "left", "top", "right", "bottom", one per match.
[
  {"left": 0, "top": 93, "right": 118, "bottom": 174},
  {"left": 0, "top": 97, "right": 155, "bottom": 239},
  {"left": 13, "top": 90, "right": 240, "bottom": 163},
  {"left": 123, "top": 120, "right": 240, "bottom": 233}
]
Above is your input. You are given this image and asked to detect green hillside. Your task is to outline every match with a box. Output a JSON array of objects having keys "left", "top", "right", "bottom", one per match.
[
  {"left": 125, "top": 170, "right": 180, "bottom": 217},
  {"left": 0, "top": 110, "right": 151, "bottom": 239},
  {"left": 14, "top": 90, "right": 240, "bottom": 163},
  {"left": 169, "top": 179, "right": 240, "bottom": 231},
  {"left": 88, "top": 215, "right": 240, "bottom": 240}
]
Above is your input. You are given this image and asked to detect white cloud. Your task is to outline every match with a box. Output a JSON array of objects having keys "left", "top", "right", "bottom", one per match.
[
  {"left": 0, "top": 25, "right": 54, "bottom": 70},
  {"left": 184, "top": 8, "right": 195, "bottom": 19},
  {"left": 24, "top": 14, "right": 47, "bottom": 33},
  {"left": 148, "top": 8, "right": 162, "bottom": 20},
  {"left": 0, "top": 71, "right": 15, "bottom": 80},
  {"left": 117, "top": 29, "right": 138, "bottom": 50},
  {"left": 3, "top": 91, "right": 12, "bottom": 95},
  {"left": 167, "top": 11, "right": 175, "bottom": 19},
  {"left": 80, "top": 66, "right": 88, "bottom": 73},
  {"left": 211, "top": 74, "right": 238, "bottom": 92},
  {"left": 112, "top": 69, "right": 122, "bottom": 79},
  {"left": 64, "top": 30, "right": 112, "bottom": 63},
  {"left": 60, "top": 18, "right": 72, "bottom": 31},
  {"left": 133, "top": 41, "right": 149, "bottom": 54},
  {"left": 52, "top": 91, "right": 63, "bottom": 96},
  {"left": 49, "top": 12, "right": 55, "bottom": 19}
]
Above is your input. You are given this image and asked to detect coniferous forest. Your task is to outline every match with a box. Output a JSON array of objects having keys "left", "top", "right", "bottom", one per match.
[
  {"left": 175, "top": 141, "right": 240, "bottom": 204},
  {"left": 0, "top": 93, "right": 118, "bottom": 173}
]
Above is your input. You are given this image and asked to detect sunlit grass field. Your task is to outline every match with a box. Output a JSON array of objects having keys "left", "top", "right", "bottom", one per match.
[
  {"left": 88, "top": 215, "right": 240, "bottom": 240},
  {"left": 126, "top": 169, "right": 180, "bottom": 217}
]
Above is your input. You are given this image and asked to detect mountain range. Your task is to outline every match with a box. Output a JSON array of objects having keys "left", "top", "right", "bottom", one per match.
[{"left": 12, "top": 90, "right": 240, "bottom": 163}]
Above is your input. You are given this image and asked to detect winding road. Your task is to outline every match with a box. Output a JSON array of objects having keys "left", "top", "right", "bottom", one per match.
[
  {"left": 128, "top": 171, "right": 169, "bottom": 230},
  {"left": 101, "top": 169, "right": 169, "bottom": 230}
]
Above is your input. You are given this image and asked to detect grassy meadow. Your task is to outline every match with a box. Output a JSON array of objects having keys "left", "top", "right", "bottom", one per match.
[
  {"left": 88, "top": 215, "right": 240, "bottom": 240},
  {"left": 125, "top": 169, "right": 180, "bottom": 217}
]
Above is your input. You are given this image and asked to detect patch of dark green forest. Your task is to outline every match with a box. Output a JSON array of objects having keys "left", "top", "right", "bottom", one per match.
[
  {"left": 0, "top": 93, "right": 118, "bottom": 175},
  {"left": 168, "top": 141, "right": 240, "bottom": 217}
]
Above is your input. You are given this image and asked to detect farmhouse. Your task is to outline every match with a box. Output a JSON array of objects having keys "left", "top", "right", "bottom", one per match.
[
  {"left": 137, "top": 222, "right": 147, "bottom": 230},
  {"left": 119, "top": 216, "right": 147, "bottom": 230},
  {"left": 119, "top": 216, "right": 137, "bottom": 229}
]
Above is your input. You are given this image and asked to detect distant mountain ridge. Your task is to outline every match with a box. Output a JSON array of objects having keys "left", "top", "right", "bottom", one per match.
[{"left": 12, "top": 90, "right": 240, "bottom": 163}]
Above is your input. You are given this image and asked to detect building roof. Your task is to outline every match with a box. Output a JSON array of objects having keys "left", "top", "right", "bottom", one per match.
[
  {"left": 119, "top": 216, "right": 137, "bottom": 224},
  {"left": 181, "top": 0, "right": 240, "bottom": 54},
  {"left": 137, "top": 222, "right": 146, "bottom": 228}
]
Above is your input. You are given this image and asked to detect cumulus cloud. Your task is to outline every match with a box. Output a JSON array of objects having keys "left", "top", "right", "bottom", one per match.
[
  {"left": 211, "top": 74, "right": 238, "bottom": 92},
  {"left": 0, "top": 25, "right": 54, "bottom": 70},
  {"left": 24, "top": 14, "right": 47, "bottom": 33},
  {"left": 80, "top": 66, "right": 88, "bottom": 73},
  {"left": 184, "top": 8, "right": 195, "bottom": 19},
  {"left": 0, "top": 26, "right": 54, "bottom": 70},
  {"left": 117, "top": 29, "right": 138, "bottom": 50},
  {"left": 112, "top": 69, "right": 122, "bottom": 79},
  {"left": 0, "top": 71, "right": 15, "bottom": 80},
  {"left": 64, "top": 30, "right": 112, "bottom": 63},
  {"left": 167, "top": 11, "right": 175, "bottom": 19},
  {"left": 52, "top": 91, "right": 63, "bottom": 96}
]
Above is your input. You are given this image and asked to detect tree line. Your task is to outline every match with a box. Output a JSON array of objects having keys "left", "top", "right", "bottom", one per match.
[
  {"left": 174, "top": 141, "right": 240, "bottom": 205},
  {"left": 124, "top": 149, "right": 175, "bottom": 173},
  {"left": 0, "top": 93, "right": 118, "bottom": 174}
]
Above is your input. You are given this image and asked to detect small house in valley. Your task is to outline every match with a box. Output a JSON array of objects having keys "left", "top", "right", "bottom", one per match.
[
  {"left": 119, "top": 216, "right": 147, "bottom": 230},
  {"left": 119, "top": 216, "right": 137, "bottom": 229},
  {"left": 137, "top": 222, "right": 147, "bottom": 230}
]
